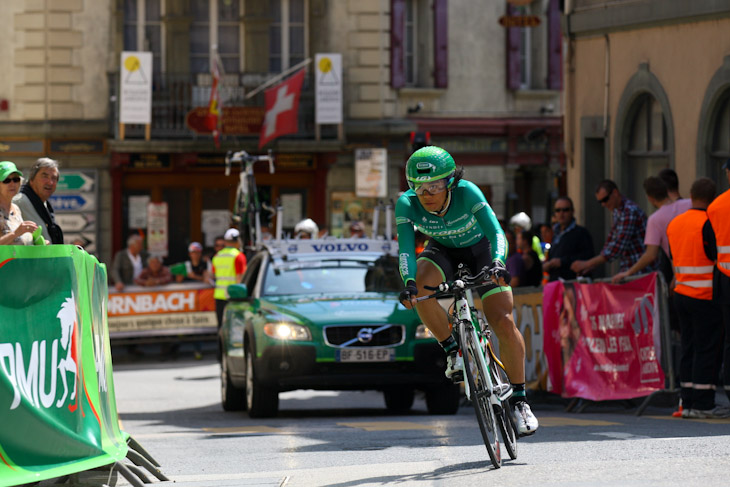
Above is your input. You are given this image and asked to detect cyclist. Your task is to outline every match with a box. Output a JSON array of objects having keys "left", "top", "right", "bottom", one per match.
[{"left": 396, "top": 146, "right": 538, "bottom": 436}]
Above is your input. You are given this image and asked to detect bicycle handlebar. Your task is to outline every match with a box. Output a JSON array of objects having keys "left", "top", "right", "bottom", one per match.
[
  {"left": 413, "top": 268, "right": 490, "bottom": 303},
  {"left": 225, "top": 150, "right": 274, "bottom": 176}
]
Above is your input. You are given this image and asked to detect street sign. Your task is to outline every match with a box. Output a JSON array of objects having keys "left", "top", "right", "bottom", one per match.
[
  {"left": 64, "top": 232, "right": 96, "bottom": 253},
  {"left": 57, "top": 172, "right": 94, "bottom": 192},
  {"left": 55, "top": 213, "right": 94, "bottom": 233},
  {"left": 49, "top": 194, "right": 96, "bottom": 212}
]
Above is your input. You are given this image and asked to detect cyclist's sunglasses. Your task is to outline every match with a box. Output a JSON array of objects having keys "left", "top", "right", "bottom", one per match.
[
  {"left": 410, "top": 179, "right": 448, "bottom": 196},
  {"left": 2, "top": 176, "right": 21, "bottom": 184}
]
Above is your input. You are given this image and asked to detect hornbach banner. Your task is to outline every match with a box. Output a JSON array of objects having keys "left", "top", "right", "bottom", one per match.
[
  {"left": 108, "top": 283, "right": 216, "bottom": 338},
  {"left": 542, "top": 273, "right": 665, "bottom": 401},
  {"left": 0, "top": 246, "right": 127, "bottom": 487}
]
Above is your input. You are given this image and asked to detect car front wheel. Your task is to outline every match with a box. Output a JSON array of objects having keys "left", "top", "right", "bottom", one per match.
[
  {"left": 383, "top": 388, "right": 415, "bottom": 413},
  {"left": 245, "top": 343, "right": 279, "bottom": 418},
  {"left": 221, "top": 353, "right": 246, "bottom": 411}
]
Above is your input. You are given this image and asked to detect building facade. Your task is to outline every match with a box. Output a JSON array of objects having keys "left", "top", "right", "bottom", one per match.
[
  {"left": 2, "top": 0, "right": 564, "bottom": 266},
  {"left": 564, "top": 0, "right": 730, "bottom": 260}
]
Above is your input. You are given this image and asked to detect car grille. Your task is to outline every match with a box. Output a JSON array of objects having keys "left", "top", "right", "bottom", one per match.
[{"left": 324, "top": 324, "right": 405, "bottom": 348}]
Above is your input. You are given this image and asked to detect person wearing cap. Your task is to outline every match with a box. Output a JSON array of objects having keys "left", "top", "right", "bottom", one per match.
[
  {"left": 349, "top": 220, "right": 366, "bottom": 238},
  {"left": 706, "top": 158, "right": 730, "bottom": 403},
  {"left": 0, "top": 161, "right": 38, "bottom": 246},
  {"left": 212, "top": 228, "right": 247, "bottom": 333},
  {"left": 12, "top": 157, "right": 63, "bottom": 245},
  {"left": 294, "top": 218, "right": 319, "bottom": 239},
  {"left": 175, "top": 242, "right": 213, "bottom": 284}
]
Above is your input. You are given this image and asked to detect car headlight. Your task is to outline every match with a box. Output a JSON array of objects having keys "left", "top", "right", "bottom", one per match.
[
  {"left": 415, "top": 324, "right": 434, "bottom": 339},
  {"left": 263, "top": 322, "right": 311, "bottom": 341}
]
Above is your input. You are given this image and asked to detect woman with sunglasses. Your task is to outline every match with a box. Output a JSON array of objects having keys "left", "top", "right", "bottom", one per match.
[
  {"left": 395, "top": 146, "right": 538, "bottom": 437},
  {"left": 0, "top": 161, "right": 38, "bottom": 246}
]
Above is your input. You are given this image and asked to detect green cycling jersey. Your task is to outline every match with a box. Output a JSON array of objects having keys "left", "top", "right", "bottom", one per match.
[{"left": 395, "top": 179, "right": 507, "bottom": 285}]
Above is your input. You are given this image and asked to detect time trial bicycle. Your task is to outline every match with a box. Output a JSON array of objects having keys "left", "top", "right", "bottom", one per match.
[{"left": 415, "top": 265, "right": 517, "bottom": 468}]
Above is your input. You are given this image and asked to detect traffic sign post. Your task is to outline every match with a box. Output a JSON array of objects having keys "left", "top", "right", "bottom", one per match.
[{"left": 53, "top": 169, "right": 98, "bottom": 255}]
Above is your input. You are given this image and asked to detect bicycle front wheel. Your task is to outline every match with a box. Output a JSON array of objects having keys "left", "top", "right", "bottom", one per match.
[
  {"left": 490, "top": 357, "right": 517, "bottom": 460},
  {"left": 459, "top": 320, "right": 501, "bottom": 468}
]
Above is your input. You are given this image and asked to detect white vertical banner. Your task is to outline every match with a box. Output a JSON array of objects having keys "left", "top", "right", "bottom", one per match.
[
  {"left": 355, "top": 148, "right": 388, "bottom": 198},
  {"left": 315, "top": 53, "right": 343, "bottom": 125},
  {"left": 147, "top": 202, "right": 168, "bottom": 257},
  {"left": 120, "top": 51, "right": 153, "bottom": 124}
]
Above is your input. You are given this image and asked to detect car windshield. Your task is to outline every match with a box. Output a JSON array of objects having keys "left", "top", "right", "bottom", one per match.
[{"left": 262, "top": 256, "right": 403, "bottom": 296}]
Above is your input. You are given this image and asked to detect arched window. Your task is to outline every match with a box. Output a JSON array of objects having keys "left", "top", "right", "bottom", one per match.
[
  {"left": 624, "top": 94, "right": 669, "bottom": 210},
  {"left": 709, "top": 91, "right": 730, "bottom": 192}
]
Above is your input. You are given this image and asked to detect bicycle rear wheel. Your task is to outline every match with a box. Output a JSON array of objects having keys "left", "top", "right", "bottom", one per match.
[
  {"left": 459, "top": 320, "right": 501, "bottom": 468},
  {"left": 489, "top": 357, "right": 517, "bottom": 460}
]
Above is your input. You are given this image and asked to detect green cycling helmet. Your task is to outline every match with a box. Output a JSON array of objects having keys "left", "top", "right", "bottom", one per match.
[{"left": 405, "top": 146, "right": 456, "bottom": 191}]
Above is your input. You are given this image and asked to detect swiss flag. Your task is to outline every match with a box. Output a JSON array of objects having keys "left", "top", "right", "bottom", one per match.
[{"left": 259, "top": 68, "right": 306, "bottom": 149}]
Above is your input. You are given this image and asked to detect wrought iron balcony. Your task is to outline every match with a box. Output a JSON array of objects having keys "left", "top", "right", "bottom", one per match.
[{"left": 110, "top": 72, "right": 317, "bottom": 141}]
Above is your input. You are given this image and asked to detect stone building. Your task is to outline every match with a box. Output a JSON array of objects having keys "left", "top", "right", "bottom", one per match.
[
  {"left": 563, "top": 0, "right": 730, "bottom": 261},
  {"left": 2, "top": 0, "right": 563, "bottom": 265}
]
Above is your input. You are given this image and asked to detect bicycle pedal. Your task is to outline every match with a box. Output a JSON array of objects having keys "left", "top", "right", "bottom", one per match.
[{"left": 449, "top": 371, "right": 464, "bottom": 383}]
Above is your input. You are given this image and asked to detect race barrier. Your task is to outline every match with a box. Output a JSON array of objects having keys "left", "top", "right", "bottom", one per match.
[
  {"left": 0, "top": 245, "right": 166, "bottom": 487},
  {"left": 108, "top": 282, "right": 216, "bottom": 341},
  {"left": 543, "top": 272, "right": 674, "bottom": 408}
]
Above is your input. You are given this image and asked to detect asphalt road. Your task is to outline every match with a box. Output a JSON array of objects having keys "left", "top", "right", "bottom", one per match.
[{"left": 34, "top": 346, "right": 730, "bottom": 487}]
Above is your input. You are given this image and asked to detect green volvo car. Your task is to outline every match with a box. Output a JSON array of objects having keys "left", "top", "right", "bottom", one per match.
[{"left": 219, "top": 238, "right": 460, "bottom": 418}]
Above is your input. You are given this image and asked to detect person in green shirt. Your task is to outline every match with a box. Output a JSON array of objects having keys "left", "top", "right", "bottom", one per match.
[{"left": 396, "top": 146, "right": 538, "bottom": 437}]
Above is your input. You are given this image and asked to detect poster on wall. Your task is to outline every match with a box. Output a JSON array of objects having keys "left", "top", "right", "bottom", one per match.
[
  {"left": 119, "top": 51, "right": 153, "bottom": 124},
  {"left": 330, "top": 191, "right": 377, "bottom": 237},
  {"left": 147, "top": 202, "right": 168, "bottom": 257},
  {"left": 201, "top": 209, "right": 231, "bottom": 247},
  {"left": 355, "top": 148, "right": 388, "bottom": 198},
  {"left": 315, "top": 53, "right": 343, "bottom": 125}
]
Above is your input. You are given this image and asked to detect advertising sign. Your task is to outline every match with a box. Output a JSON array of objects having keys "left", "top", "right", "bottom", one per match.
[
  {"left": 0, "top": 245, "right": 128, "bottom": 485},
  {"left": 147, "top": 202, "right": 168, "bottom": 257},
  {"left": 355, "top": 148, "right": 387, "bottom": 198},
  {"left": 315, "top": 53, "right": 343, "bottom": 125},
  {"left": 107, "top": 283, "right": 216, "bottom": 337},
  {"left": 119, "top": 51, "right": 153, "bottom": 124},
  {"left": 543, "top": 274, "right": 665, "bottom": 401}
]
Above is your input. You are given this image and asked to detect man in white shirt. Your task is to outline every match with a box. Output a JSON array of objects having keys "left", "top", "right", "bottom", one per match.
[{"left": 111, "top": 234, "right": 147, "bottom": 291}]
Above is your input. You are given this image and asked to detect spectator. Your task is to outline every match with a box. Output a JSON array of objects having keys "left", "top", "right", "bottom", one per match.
[
  {"left": 611, "top": 176, "right": 690, "bottom": 283},
  {"left": 213, "top": 235, "right": 225, "bottom": 253},
  {"left": 516, "top": 229, "right": 542, "bottom": 287},
  {"left": 706, "top": 158, "right": 730, "bottom": 403},
  {"left": 175, "top": 241, "right": 213, "bottom": 284},
  {"left": 111, "top": 234, "right": 147, "bottom": 291},
  {"left": 294, "top": 218, "right": 319, "bottom": 239},
  {"left": 12, "top": 157, "right": 63, "bottom": 244},
  {"left": 542, "top": 197, "right": 594, "bottom": 281},
  {"left": 658, "top": 167, "right": 684, "bottom": 202},
  {"left": 212, "top": 228, "right": 247, "bottom": 332},
  {"left": 0, "top": 161, "right": 37, "bottom": 246},
  {"left": 509, "top": 211, "right": 545, "bottom": 261},
  {"left": 134, "top": 254, "right": 172, "bottom": 287},
  {"left": 539, "top": 223, "right": 554, "bottom": 257},
  {"left": 504, "top": 229, "right": 524, "bottom": 287},
  {"left": 571, "top": 179, "right": 648, "bottom": 276},
  {"left": 668, "top": 177, "right": 727, "bottom": 418},
  {"left": 349, "top": 220, "right": 366, "bottom": 238}
]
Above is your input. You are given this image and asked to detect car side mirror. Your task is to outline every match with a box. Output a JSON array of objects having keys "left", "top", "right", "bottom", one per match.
[{"left": 227, "top": 283, "right": 248, "bottom": 300}]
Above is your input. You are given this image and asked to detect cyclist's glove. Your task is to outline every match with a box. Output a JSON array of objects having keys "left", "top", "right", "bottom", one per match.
[
  {"left": 484, "top": 261, "right": 511, "bottom": 286},
  {"left": 399, "top": 280, "right": 418, "bottom": 303}
]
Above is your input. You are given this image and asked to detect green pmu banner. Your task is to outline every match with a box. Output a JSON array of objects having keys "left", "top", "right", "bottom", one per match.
[{"left": 0, "top": 245, "right": 128, "bottom": 487}]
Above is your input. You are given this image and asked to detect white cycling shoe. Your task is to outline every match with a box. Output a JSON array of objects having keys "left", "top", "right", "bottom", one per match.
[
  {"left": 512, "top": 401, "right": 539, "bottom": 437},
  {"left": 445, "top": 351, "right": 464, "bottom": 383}
]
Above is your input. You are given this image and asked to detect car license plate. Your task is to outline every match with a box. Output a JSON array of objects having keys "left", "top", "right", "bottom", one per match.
[{"left": 337, "top": 348, "right": 395, "bottom": 362}]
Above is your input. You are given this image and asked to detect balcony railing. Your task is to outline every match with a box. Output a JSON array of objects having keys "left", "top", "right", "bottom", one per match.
[{"left": 111, "top": 72, "right": 318, "bottom": 141}]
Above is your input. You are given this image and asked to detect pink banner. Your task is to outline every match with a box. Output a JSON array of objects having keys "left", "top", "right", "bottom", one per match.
[{"left": 543, "top": 273, "right": 665, "bottom": 401}]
